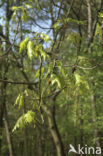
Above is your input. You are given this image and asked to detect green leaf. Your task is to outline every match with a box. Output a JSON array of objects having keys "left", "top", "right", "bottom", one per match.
[
  {"left": 95, "top": 23, "right": 100, "bottom": 36},
  {"left": 14, "top": 94, "right": 20, "bottom": 106},
  {"left": 12, "top": 115, "right": 25, "bottom": 132},
  {"left": 19, "top": 95, "right": 24, "bottom": 109},
  {"left": 19, "top": 37, "right": 29, "bottom": 53},
  {"left": 41, "top": 50, "right": 49, "bottom": 60},
  {"left": 11, "top": 10, "right": 17, "bottom": 22},
  {"left": 22, "top": 10, "right": 29, "bottom": 22},
  {"left": 25, "top": 4, "right": 33, "bottom": 9},
  {"left": 51, "top": 74, "right": 64, "bottom": 88},
  {"left": 53, "top": 20, "right": 61, "bottom": 30},
  {"left": 12, "top": 111, "right": 35, "bottom": 132},
  {"left": 11, "top": 6, "right": 23, "bottom": 11},
  {"left": 40, "top": 33, "right": 50, "bottom": 42},
  {"left": 35, "top": 67, "right": 44, "bottom": 79},
  {"left": 74, "top": 73, "right": 89, "bottom": 90},
  {"left": 25, "top": 111, "right": 35, "bottom": 123},
  {"left": 14, "top": 94, "right": 24, "bottom": 109},
  {"left": 11, "top": 6, "right": 18, "bottom": 11},
  {"left": 75, "top": 73, "right": 82, "bottom": 85},
  {"left": 27, "top": 41, "right": 34, "bottom": 60}
]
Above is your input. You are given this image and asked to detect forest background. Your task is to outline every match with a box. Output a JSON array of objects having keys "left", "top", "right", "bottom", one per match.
[{"left": 0, "top": 0, "right": 103, "bottom": 156}]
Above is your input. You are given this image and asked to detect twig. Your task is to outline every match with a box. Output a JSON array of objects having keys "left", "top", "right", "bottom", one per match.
[{"left": 0, "top": 79, "right": 37, "bottom": 85}]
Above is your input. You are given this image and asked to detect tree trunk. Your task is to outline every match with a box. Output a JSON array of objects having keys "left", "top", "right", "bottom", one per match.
[
  {"left": 0, "top": 86, "right": 4, "bottom": 155},
  {"left": 73, "top": 93, "right": 78, "bottom": 156},
  {"left": 3, "top": 1, "right": 14, "bottom": 155},
  {"left": 4, "top": 105, "right": 14, "bottom": 156},
  {"left": 86, "top": 0, "right": 92, "bottom": 40},
  {"left": 91, "top": 95, "right": 100, "bottom": 148},
  {"left": 80, "top": 103, "right": 84, "bottom": 156},
  {"left": 42, "top": 104, "right": 65, "bottom": 156},
  {"left": 23, "top": 100, "right": 28, "bottom": 156}
]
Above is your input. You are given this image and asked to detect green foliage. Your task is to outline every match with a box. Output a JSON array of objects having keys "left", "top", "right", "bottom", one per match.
[
  {"left": 27, "top": 41, "right": 34, "bottom": 60},
  {"left": 51, "top": 74, "right": 65, "bottom": 88},
  {"left": 95, "top": 23, "right": 102, "bottom": 40},
  {"left": 11, "top": 10, "right": 17, "bottom": 22},
  {"left": 53, "top": 20, "right": 61, "bottom": 30},
  {"left": 14, "top": 94, "right": 24, "bottom": 109},
  {"left": 34, "top": 44, "right": 49, "bottom": 60},
  {"left": 14, "top": 94, "right": 21, "bottom": 106},
  {"left": 22, "top": 10, "right": 29, "bottom": 22},
  {"left": 12, "top": 111, "right": 35, "bottom": 132},
  {"left": 40, "top": 33, "right": 50, "bottom": 42},
  {"left": 1, "top": 1, "right": 103, "bottom": 155},
  {"left": 19, "top": 37, "right": 29, "bottom": 53},
  {"left": 25, "top": 4, "right": 33, "bottom": 9},
  {"left": 53, "top": 18, "right": 87, "bottom": 30},
  {"left": 35, "top": 67, "right": 44, "bottom": 79},
  {"left": 74, "top": 73, "right": 90, "bottom": 91},
  {"left": 64, "top": 18, "right": 87, "bottom": 25}
]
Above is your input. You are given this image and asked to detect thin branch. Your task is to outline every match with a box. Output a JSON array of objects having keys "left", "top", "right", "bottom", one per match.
[
  {"left": 0, "top": 79, "right": 37, "bottom": 85},
  {"left": 55, "top": 61, "right": 103, "bottom": 70},
  {"left": 30, "top": 17, "right": 53, "bottom": 30},
  {"left": 39, "top": 57, "right": 42, "bottom": 108}
]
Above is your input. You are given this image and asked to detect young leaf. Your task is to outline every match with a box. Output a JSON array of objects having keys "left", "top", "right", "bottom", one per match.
[
  {"left": 40, "top": 33, "right": 50, "bottom": 42},
  {"left": 51, "top": 74, "right": 64, "bottom": 88},
  {"left": 19, "top": 95, "right": 24, "bottom": 109},
  {"left": 75, "top": 73, "right": 82, "bottom": 85},
  {"left": 25, "top": 4, "right": 33, "bottom": 9},
  {"left": 27, "top": 41, "right": 34, "bottom": 60},
  {"left": 41, "top": 51, "right": 49, "bottom": 61},
  {"left": 11, "top": 6, "right": 18, "bottom": 11},
  {"left": 14, "top": 94, "right": 20, "bottom": 106},
  {"left": 95, "top": 23, "right": 100, "bottom": 36},
  {"left": 22, "top": 10, "right": 29, "bottom": 22},
  {"left": 25, "top": 111, "right": 35, "bottom": 123},
  {"left": 11, "top": 10, "right": 17, "bottom": 22},
  {"left": 12, "top": 111, "right": 35, "bottom": 132},
  {"left": 19, "top": 37, "right": 29, "bottom": 53}
]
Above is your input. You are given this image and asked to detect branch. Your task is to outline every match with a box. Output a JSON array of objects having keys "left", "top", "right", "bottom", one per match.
[
  {"left": 57, "top": 62, "right": 103, "bottom": 70},
  {"left": 0, "top": 79, "right": 37, "bottom": 85}
]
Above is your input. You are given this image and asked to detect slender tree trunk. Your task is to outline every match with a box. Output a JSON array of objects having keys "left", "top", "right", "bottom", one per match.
[
  {"left": 23, "top": 98, "right": 28, "bottom": 156},
  {"left": 80, "top": 103, "right": 84, "bottom": 156},
  {"left": 2, "top": 70, "right": 14, "bottom": 156},
  {"left": 4, "top": 104, "right": 14, "bottom": 156},
  {"left": 73, "top": 93, "right": 78, "bottom": 156},
  {"left": 23, "top": 127, "right": 28, "bottom": 156},
  {"left": 87, "top": 1, "right": 101, "bottom": 154},
  {"left": 48, "top": 111, "right": 65, "bottom": 156},
  {"left": 2, "top": 1, "right": 14, "bottom": 156},
  {"left": 42, "top": 104, "right": 65, "bottom": 156},
  {"left": 87, "top": 0, "right": 92, "bottom": 40},
  {"left": 0, "top": 85, "right": 4, "bottom": 155},
  {"left": 91, "top": 95, "right": 100, "bottom": 148}
]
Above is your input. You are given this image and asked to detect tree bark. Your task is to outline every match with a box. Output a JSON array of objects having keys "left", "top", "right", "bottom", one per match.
[
  {"left": 23, "top": 101, "right": 28, "bottom": 156},
  {"left": 4, "top": 105, "right": 14, "bottom": 156},
  {"left": 2, "top": 1, "right": 14, "bottom": 155},
  {"left": 87, "top": 0, "right": 92, "bottom": 39},
  {"left": 91, "top": 95, "right": 100, "bottom": 148},
  {"left": 42, "top": 104, "right": 65, "bottom": 156},
  {"left": 0, "top": 85, "right": 4, "bottom": 155}
]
